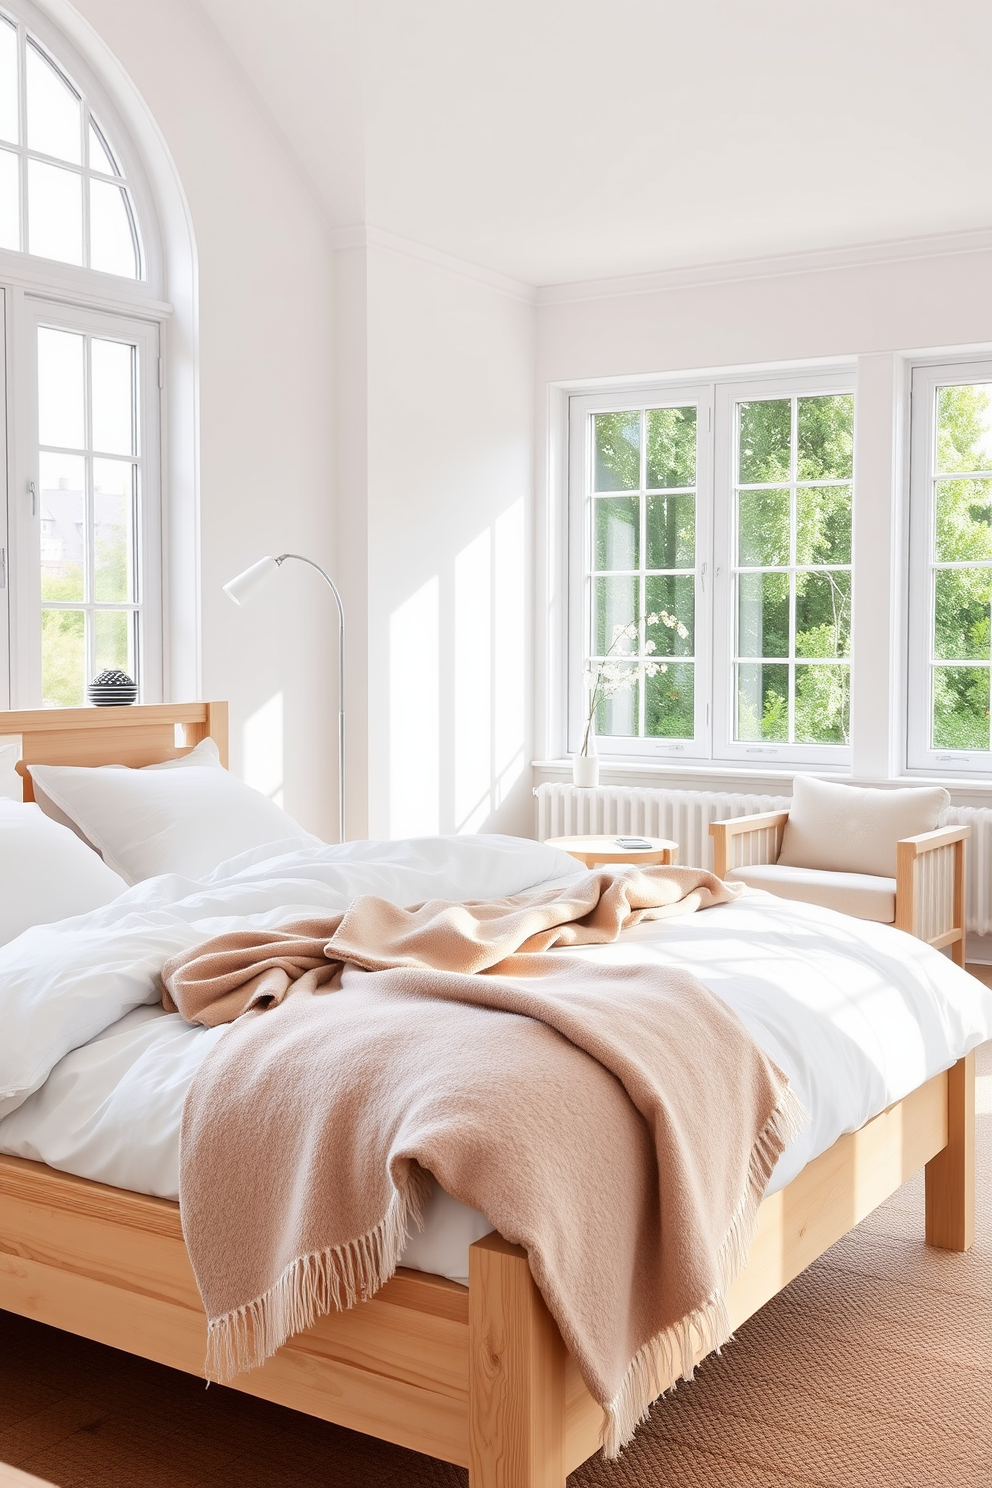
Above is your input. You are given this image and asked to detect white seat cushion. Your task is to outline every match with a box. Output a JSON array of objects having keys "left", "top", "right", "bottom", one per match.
[
  {"left": 727, "top": 863, "right": 897, "bottom": 923},
  {"left": 777, "top": 775, "right": 948, "bottom": 878}
]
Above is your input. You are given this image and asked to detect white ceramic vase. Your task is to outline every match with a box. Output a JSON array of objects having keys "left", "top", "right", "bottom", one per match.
[
  {"left": 572, "top": 752, "right": 600, "bottom": 788},
  {"left": 572, "top": 718, "right": 599, "bottom": 787}
]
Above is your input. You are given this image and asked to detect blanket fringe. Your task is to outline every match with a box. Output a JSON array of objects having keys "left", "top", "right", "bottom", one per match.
[
  {"left": 204, "top": 1082, "right": 808, "bottom": 1455},
  {"left": 204, "top": 1164, "right": 433, "bottom": 1383},
  {"left": 601, "top": 1079, "right": 808, "bottom": 1458}
]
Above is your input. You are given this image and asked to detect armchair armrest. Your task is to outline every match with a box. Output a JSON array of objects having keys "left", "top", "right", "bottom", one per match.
[
  {"left": 895, "top": 824, "right": 970, "bottom": 964},
  {"left": 710, "top": 811, "right": 790, "bottom": 879}
]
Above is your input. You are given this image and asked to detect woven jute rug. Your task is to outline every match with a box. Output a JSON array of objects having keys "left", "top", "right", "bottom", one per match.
[{"left": 2, "top": 1039, "right": 989, "bottom": 1488}]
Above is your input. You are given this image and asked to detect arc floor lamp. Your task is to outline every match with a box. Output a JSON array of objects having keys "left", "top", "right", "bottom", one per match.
[{"left": 223, "top": 553, "right": 346, "bottom": 842}]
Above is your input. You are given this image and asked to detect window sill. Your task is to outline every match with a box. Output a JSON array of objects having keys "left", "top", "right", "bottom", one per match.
[{"left": 532, "top": 757, "right": 992, "bottom": 805}]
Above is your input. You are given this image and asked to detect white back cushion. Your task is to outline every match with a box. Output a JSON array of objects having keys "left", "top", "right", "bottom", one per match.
[
  {"left": 29, "top": 738, "right": 318, "bottom": 884},
  {"left": 0, "top": 799, "right": 128, "bottom": 945},
  {"left": 777, "top": 775, "right": 949, "bottom": 878}
]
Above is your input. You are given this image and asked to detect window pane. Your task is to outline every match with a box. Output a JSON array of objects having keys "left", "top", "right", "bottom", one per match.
[
  {"left": 92, "top": 338, "right": 135, "bottom": 455},
  {"left": 0, "top": 18, "right": 17, "bottom": 145},
  {"left": 739, "top": 400, "right": 790, "bottom": 484},
  {"left": 738, "top": 488, "right": 789, "bottom": 566},
  {"left": 935, "top": 479, "right": 992, "bottom": 562},
  {"left": 39, "top": 451, "right": 85, "bottom": 601},
  {"left": 645, "top": 575, "right": 693, "bottom": 655},
  {"left": 936, "top": 384, "right": 992, "bottom": 475},
  {"left": 934, "top": 568, "right": 991, "bottom": 661},
  {"left": 795, "top": 664, "right": 850, "bottom": 743},
  {"left": 93, "top": 458, "right": 134, "bottom": 602},
  {"left": 0, "top": 147, "right": 17, "bottom": 250},
  {"left": 94, "top": 608, "right": 132, "bottom": 676},
  {"left": 41, "top": 607, "right": 85, "bottom": 706},
  {"left": 933, "top": 666, "right": 991, "bottom": 750},
  {"left": 593, "top": 411, "right": 640, "bottom": 491},
  {"left": 595, "top": 662, "right": 638, "bottom": 737},
  {"left": 738, "top": 572, "right": 789, "bottom": 659},
  {"left": 796, "top": 571, "right": 851, "bottom": 658},
  {"left": 595, "top": 496, "right": 638, "bottom": 570},
  {"left": 90, "top": 178, "right": 138, "bottom": 278},
  {"left": 736, "top": 662, "right": 788, "bottom": 741},
  {"left": 645, "top": 406, "right": 695, "bottom": 488},
  {"left": 89, "top": 120, "right": 118, "bottom": 176},
  {"left": 645, "top": 662, "right": 693, "bottom": 738},
  {"left": 27, "top": 158, "right": 82, "bottom": 264},
  {"left": 646, "top": 493, "right": 694, "bottom": 569},
  {"left": 797, "top": 484, "right": 852, "bottom": 565},
  {"left": 38, "top": 327, "right": 85, "bottom": 449},
  {"left": 594, "top": 575, "right": 639, "bottom": 655},
  {"left": 797, "top": 394, "right": 854, "bottom": 481},
  {"left": 26, "top": 40, "right": 81, "bottom": 164}
]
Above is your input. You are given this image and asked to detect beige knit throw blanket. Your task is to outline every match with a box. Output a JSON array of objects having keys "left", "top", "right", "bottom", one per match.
[{"left": 165, "top": 866, "right": 805, "bottom": 1457}]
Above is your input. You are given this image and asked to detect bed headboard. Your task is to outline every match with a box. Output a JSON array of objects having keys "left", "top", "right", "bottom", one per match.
[{"left": 0, "top": 702, "right": 229, "bottom": 803}]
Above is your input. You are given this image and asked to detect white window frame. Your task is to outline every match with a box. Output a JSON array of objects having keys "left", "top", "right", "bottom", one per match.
[
  {"left": 713, "top": 367, "right": 855, "bottom": 768},
  {"left": 907, "top": 357, "right": 992, "bottom": 778},
  {"left": 0, "top": 0, "right": 170, "bottom": 710},
  {"left": 567, "top": 383, "right": 713, "bottom": 761},
  {"left": 567, "top": 365, "right": 855, "bottom": 769},
  {"left": 7, "top": 293, "right": 161, "bottom": 706},
  {"left": 0, "top": 285, "right": 8, "bottom": 710}
]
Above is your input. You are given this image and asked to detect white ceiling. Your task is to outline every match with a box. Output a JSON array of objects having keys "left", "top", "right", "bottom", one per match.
[{"left": 197, "top": 0, "right": 992, "bottom": 287}]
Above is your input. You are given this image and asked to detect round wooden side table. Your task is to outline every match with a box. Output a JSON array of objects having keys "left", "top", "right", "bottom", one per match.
[{"left": 545, "top": 834, "right": 679, "bottom": 867}]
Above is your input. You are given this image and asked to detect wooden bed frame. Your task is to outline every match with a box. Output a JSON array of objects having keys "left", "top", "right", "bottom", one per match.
[{"left": 0, "top": 704, "right": 977, "bottom": 1488}]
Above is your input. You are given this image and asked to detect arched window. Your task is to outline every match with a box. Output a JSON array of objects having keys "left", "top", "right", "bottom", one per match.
[
  {"left": 0, "top": 2, "right": 173, "bottom": 710},
  {"left": 0, "top": 13, "right": 142, "bottom": 278}
]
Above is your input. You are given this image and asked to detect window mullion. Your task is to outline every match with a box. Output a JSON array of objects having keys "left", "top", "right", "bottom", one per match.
[{"left": 788, "top": 395, "right": 797, "bottom": 745}]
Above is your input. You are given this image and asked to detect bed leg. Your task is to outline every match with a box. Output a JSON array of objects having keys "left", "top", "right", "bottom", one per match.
[
  {"left": 468, "top": 1233, "right": 567, "bottom": 1488},
  {"left": 925, "top": 1053, "right": 975, "bottom": 1251}
]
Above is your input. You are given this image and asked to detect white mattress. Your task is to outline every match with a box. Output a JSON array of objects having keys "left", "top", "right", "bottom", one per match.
[{"left": 3, "top": 892, "right": 991, "bottom": 1286}]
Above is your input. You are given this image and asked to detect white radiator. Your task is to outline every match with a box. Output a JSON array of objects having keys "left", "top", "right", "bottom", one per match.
[
  {"left": 534, "top": 783, "right": 992, "bottom": 937},
  {"left": 944, "top": 806, "right": 992, "bottom": 936}
]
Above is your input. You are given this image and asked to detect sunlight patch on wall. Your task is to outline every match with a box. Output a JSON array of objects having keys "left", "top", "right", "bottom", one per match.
[
  {"left": 493, "top": 499, "right": 525, "bottom": 811},
  {"left": 454, "top": 528, "right": 492, "bottom": 833},
  {"left": 451, "top": 498, "right": 526, "bottom": 833},
  {"left": 243, "top": 691, "right": 284, "bottom": 805},
  {"left": 390, "top": 576, "right": 439, "bottom": 837}
]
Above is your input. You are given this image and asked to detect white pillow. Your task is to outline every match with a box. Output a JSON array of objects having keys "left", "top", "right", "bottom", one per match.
[
  {"left": 0, "top": 799, "right": 128, "bottom": 945},
  {"left": 777, "top": 775, "right": 949, "bottom": 879},
  {"left": 28, "top": 738, "right": 318, "bottom": 884}
]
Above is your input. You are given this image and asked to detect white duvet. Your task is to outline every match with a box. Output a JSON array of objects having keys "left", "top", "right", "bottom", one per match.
[{"left": 2, "top": 834, "right": 991, "bottom": 1286}]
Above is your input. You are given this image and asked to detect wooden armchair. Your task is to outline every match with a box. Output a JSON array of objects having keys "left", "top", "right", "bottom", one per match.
[{"left": 710, "top": 811, "right": 970, "bottom": 965}]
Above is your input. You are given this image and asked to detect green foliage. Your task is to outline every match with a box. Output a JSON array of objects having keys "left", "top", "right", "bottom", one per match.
[
  {"left": 646, "top": 407, "right": 696, "bottom": 489},
  {"left": 933, "top": 666, "right": 990, "bottom": 750},
  {"left": 42, "top": 605, "right": 84, "bottom": 707},
  {"left": 739, "top": 400, "right": 791, "bottom": 484},
  {"left": 796, "top": 395, "right": 853, "bottom": 481},
  {"left": 645, "top": 663, "right": 694, "bottom": 739},
  {"left": 936, "top": 384, "right": 992, "bottom": 474},
  {"left": 646, "top": 492, "right": 694, "bottom": 570},
  {"left": 593, "top": 411, "right": 640, "bottom": 491},
  {"left": 794, "top": 665, "right": 849, "bottom": 744},
  {"left": 931, "top": 382, "right": 992, "bottom": 751},
  {"left": 735, "top": 394, "right": 853, "bottom": 743}
]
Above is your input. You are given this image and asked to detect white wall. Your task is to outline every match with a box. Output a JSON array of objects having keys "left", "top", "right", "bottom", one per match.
[
  {"left": 351, "top": 245, "right": 535, "bottom": 840},
  {"left": 37, "top": 5, "right": 536, "bottom": 846},
  {"left": 534, "top": 244, "right": 992, "bottom": 807},
  {"left": 57, "top": 0, "right": 338, "bottom": 836}
]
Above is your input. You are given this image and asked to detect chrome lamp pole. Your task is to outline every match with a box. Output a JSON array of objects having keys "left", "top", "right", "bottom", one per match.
[{"left": 223, "top": 553, "right": 346, "bottom": 842}]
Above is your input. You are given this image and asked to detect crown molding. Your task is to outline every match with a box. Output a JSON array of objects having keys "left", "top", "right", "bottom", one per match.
[
  {"left": 329, "top": 224, "right": 536, "bottom": 305},
  {"left": 536, "top": 226, "right": 992, "bottom": 306}
]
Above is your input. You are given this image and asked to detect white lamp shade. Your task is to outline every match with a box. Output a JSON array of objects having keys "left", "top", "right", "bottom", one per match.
[{"left": 223, "top": 556, "right": 279, "bottom": 606}]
